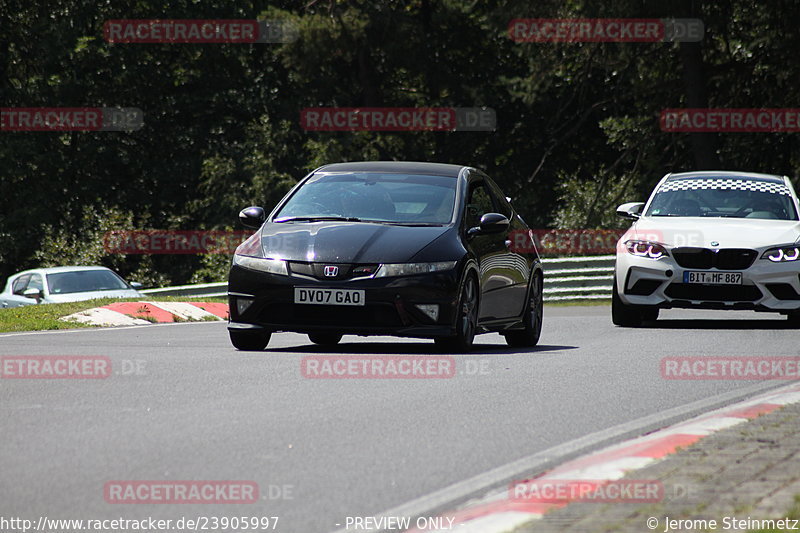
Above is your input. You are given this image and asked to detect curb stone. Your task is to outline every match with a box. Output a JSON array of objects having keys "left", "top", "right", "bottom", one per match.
[
  {"left": 408, "top": 383, "right": 800, "bottom": 533},
  {"left": 510, "top": 399, "right": 800, "bottom": 533},
  {"left": 60, "top": 301, "right": 229, "bottom": 326}
]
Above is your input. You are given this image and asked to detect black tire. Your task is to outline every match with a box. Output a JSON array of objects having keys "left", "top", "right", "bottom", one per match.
[
  {"left": 434, "top": 274, "right": 479, "bottom": 353},
  {"left": 642, "top": 308, "right": 660, "bottom": 322},
  {"left": 229, "top": 330, "right": 271, "bottom": 351},
  {"left": 505, "top": 271, "right": 543, "bottom": 347},
  {"left": 612, "top": 275, "right": 644, "bottom": 327},
  {"left": 787, "top": 311, "right": 800, "bottom": 327},
  {"left": 308, "top": 333, "right": 343, "bottom": 345}
]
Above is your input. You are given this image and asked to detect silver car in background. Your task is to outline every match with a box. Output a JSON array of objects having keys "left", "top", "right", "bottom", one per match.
[{"left": 0, "top": 266, "right": 143, "bottom": 308}]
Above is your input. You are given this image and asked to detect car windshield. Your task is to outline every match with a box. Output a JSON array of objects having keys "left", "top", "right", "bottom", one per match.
[
  {"left": 273, "top": 172, "right": 457, "bottom": 224},
  {"left": 645, "top": 177, "right": 798, "bottom": 220},
  {"left": 47, "top": 270, "right": 130, "bottom": 294}
]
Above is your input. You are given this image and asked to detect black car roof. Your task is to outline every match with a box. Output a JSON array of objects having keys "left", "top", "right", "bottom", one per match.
[{"left": 315, "top": 161, "right": 469, "bottom": 177}]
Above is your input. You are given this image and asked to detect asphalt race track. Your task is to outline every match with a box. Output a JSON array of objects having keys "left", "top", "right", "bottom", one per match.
[{"left": 1, "top": 306, "right": 796, "bottom": 532}]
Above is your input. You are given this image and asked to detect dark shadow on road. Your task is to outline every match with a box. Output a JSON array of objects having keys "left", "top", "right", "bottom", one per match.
[
  {"left": 265, "top": 342, "right": 578, "bottom": 355},
  {"left": 643, "top": 318, "right": 795, "bottom": 330}
]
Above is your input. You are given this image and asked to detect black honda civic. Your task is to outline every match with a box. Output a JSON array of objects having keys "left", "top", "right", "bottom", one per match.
[{"left": 227, "top": 161, "right": 543, "bottom": 352}]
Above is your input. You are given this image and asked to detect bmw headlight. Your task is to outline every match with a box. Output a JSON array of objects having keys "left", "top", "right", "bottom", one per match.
[
  {"left": 375, "top": 261, "right": 457, "bottom": 278},
  {"left": 625, "top": 240, "right": 669, "bottom": 259},
  {"left": 233, "top": 255, "right": 288, "bottom": 275},
  {"left": 761, "top": 246, "right": 800, "bottom": 262}
]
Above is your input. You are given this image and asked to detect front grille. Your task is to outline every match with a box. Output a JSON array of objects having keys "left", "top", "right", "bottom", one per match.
[
  {"left": 716, "top": 249, "right": 758, "bottom": 269},
  {"left": 626, "top": 279, "right": 663, "bottom": 296},
  {"left": 672, "top": 247, "right": 713, "bottom": 269},
  {"left": 665, "top": 283, "right": 762, "bottom": 302},
  {"left": 288, "top": 262, "right": 379, "bottom": 281},
  {"left": 672, "top": 247, "right": 757, "bottom": 270}
]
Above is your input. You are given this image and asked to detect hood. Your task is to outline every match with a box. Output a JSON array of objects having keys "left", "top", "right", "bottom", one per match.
[
  {"left": 258, "top": 222, "right": 451, "bottom": 263},
  {"left": 626, "top": 217, "right": 800, "bottom": 249}
]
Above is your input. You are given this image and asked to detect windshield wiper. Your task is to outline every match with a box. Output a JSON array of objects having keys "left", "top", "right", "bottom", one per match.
[
  {"left": 375, "top": 222, "right": 444, "bottom": 226},
  {"left": 273, "top": 216, "right": 362, "bottom": 223},
  {"left": 343, "top": 219, "right": 445, "bottom": 226},
  {"left": 273, "top": 216, "right": 443, "bottom": 226}
]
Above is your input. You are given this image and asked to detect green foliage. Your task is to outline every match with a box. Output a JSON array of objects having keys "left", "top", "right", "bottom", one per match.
[
  {"left": 3, "top": 0, "right": 800, "bottom": 284},
  {"left": 32, "top": 205, "right": 135, "bottom": 269}
]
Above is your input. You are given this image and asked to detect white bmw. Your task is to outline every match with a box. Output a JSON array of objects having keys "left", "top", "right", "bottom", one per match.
[{"left": 613, "top": 171, "right": 800, "bottom": 326}]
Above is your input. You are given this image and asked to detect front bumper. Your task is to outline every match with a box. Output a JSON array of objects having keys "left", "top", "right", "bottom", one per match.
[
  {"left": 615, "top": 252, "right": 800, "bottom": 312},
  {"left": 227, "top": 263, "right": 462, "bottom": 337}
]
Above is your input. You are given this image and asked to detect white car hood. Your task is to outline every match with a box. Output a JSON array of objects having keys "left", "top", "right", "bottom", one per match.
[{"left": 624, "top": 217, "right": 800, "bottom": 249}]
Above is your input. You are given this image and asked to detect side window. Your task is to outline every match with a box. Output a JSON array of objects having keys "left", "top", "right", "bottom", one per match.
[
  {"left": 466, "top": 182, "right": 495, "bottom": 228},
  {"left": 12, "top": 274, "right": 31, "bottom": 295},
  {"left": 28, "top": 274, "right": 44, "bottom": 292},
  {"left": 485, "top": 179, "right": 513, "bottom": 218}
]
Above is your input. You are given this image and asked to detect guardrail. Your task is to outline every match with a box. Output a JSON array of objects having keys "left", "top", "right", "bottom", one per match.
[
  {"left": 541, "top": 255, "right": 614, "bottom": 302},
  {"left": 141, "top": 255, "right": 616, "bottom": 302},
  {"left": 140, "top": 281, "right": 227, "bottom": 298}
]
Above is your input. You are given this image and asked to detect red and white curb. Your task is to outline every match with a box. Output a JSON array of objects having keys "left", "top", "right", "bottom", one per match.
[
  {"left": 60, "top": 301, "right": 229, "bottom": 326},
  {"left": 408, "top": 383, "right": 800, "bottom": 533}
]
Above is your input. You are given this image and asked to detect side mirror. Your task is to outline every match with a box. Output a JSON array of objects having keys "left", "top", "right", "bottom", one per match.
[
  {"left": 129, "top": 282, "right": 143, "bottom": 290},
  {"left": 23, "top": 288, "right": 43, "bottom": 302},
  {"left": 239, "top": 206, "right": 266, "bottom": 229},
  {"left": 616, "top": 202, "right": 645, "bottom": 220},
  {"left": 468, "top": 213, "right": 510, "bottom": 236}
]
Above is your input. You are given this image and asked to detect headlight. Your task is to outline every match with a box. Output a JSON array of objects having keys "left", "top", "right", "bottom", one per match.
[
  {"left": 625, "top": 240, "right": 669, "bottom": 259},
  {"left": 234, "top": 232, "right": 262, "bottom": 257},
  {"left": 374, "top": 261, "right": 457, "bottom": 278},
  {"left": 232, "top": 255, "right": 288, "bottom": 275},
  {"left": 761, "top": 246, "right": 800, "bottom": 262}
]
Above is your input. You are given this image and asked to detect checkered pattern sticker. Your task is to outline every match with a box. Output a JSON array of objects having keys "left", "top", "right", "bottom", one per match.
[{"left": 659, "top": 178, "right": 791, "bottom": 196}]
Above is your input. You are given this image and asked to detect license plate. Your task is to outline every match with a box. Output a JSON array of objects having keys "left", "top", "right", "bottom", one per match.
[
  {"left": 682, "top": 271, "right": 743, "bottom": 285},
  {"left": 294, "top": 288, "right": 365, "bottom": 306}
]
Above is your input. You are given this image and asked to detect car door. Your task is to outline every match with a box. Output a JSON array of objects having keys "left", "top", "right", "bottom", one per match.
[
  {"left": 484, "top": 177, "right": 531, "bottom": 315},
  {"left": 26, "top": 273, "right": 45, "bottom": 301},
  {"left": 464, "top": 176, "right": 516, "bottom": 320},
  {"left": 1, "top": 273, "right": 36, "bottom": 308}
]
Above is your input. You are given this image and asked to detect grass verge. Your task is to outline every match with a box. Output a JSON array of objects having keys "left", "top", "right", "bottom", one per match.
[{"left": 0, "top": 296, "right": 227, "bottom": 333}]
